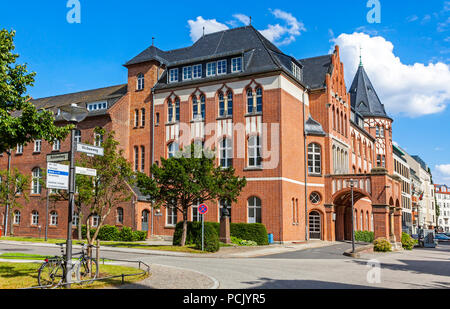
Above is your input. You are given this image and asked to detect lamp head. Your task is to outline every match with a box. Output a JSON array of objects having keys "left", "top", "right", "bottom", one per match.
[{"left": 60, "top": 103, "right": 88, "bottom": 123}]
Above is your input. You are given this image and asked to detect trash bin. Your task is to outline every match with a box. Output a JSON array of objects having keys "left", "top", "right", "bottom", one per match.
[{"left": 268, "top": 233, "right": 274, "bottom": 244}]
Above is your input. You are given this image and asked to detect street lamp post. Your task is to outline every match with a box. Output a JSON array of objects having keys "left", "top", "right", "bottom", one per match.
[
  {"left": 60, "top": 103, "right": 88, "bottom": 288},
  {"left": 349, "top": 179, "right": 357, "bottom": 253}
]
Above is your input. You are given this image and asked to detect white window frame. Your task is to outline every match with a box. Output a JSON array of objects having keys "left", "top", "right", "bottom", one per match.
[
  {"left": 206, "top": 62, "right": 216, "bottom": 77},
  {"left": 13, "top": 210, "right": 20, "bottom": 225},
  {"left": 137, "top": 73, "right": 145, "bottom": 90},
  {"left": 32, "top": 168, "right": 42, "bottom": 195},
  {"left": 94, "top": 133, "right": 103, "bottom": 147},
  {"left": 31, "top": 211, "right": 39, "bottom": 226},
  {"left": 308, "top": 143, "right": 322, "bottom": 175},
  {"left": 169, "top": 68, "right": 179, "bottom": 83},
  {"left": 217, "top": 60, "right": 227, "bottom": 75},
  {"left": 247, "top": 196, "right": 262, "bottom": 224},
  {"left": 231, "top": 57, "right": 242, "bottom": 73},
  {"left": 248, "top": 135, "right": 262, "bottom": 168},
  {"left": 92, "top": 214, "right": 100, "bottom": 228},
  {"left": 73, "top": 212, "right": 79, "bottom": 227},
  {"left": 52, "top": 140, "right": 61, "bottom": 151},
  {"left": 192, "top": 201, "right": 201, "bottom": 222},
  {"left": 219, "top": 138, "right": 233, "bottom": 168},
  {"left": 16, "top": 144, "right": 23, "bottom": 154},
  {"left": 183, "top": 66, "right": 192, "bottom": 81},
  {"left": 75, "top": 130, "right": 81, "bottom": 143},
  {"left": 192, "top": 64, "right": 202, "bottom": 79},
  {"left": 168, "top": 142, "right": 179, "bottom": 158},
  {"left": 166, "top": 206, "right": 177, "bottom": 226},
  {"left": 34, "top": 140, "right": 42, "bottom": 153},
  {"left": 50, "top": 211, "right": 58, "bottom": 226}
]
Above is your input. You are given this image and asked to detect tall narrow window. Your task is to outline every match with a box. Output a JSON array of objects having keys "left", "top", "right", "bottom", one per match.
[
  {"left": 247, "top": 88, "right": 253, "bottom": 113},
  {"left": 248, "top": 136, "right": 261, "bottom": 168},
  {"left": 141, "top": 108, "right": 146, "bottom": 127},
  {"left": 117, "top": 207, "right": 124, "bottom": 224},
  {"left": 175, "top": 99, "right": 180, "bottom": 122},
  {"left": 231, "top": 57, "right": 242, "bottom": 72},
  {"left": 31, "top": 211, "right": 39, "bottom": 225},
  {"left": 183, "top": 66, "right": 192, "bottom": 80},
  {"left": 248, "top": 196, "right": 262, "bottom": 223},
  {"left": 52, "top": 140, "right": 61, "bottom": 151},
  {"left": 134, "top": 146, "right": 139, "bottom": 171},
  {"left": 32, "top": 168, "right": 42, "bottom": 194},
  {"left": 192, "top": 64, "right": 202, "bottom": 79},
  {"left": 34, "top": 140, "right": 42, "bottom": 153},
  {"left": 169, "top": 69, "right": 178, "bottom": 83},
  {"left": 308, "top": 143, "right": 321, "bottom": 175},
  {"left": 166, "top": 206, "right": 177, "bottom": 226},
  {"left": 168, "top": 99, "right": 173, "bottom": 122},
  {"left": 50, "top": 211, "right": 58, "bottom": 226},
  {"left": 13, "top": 210, "right": 20, "bottom": 225},
  {"left": 256, "top": 88, "right": 262, "bottom": 112},
  {"left": 137, "top": 73, "right": 145, "bottom": 90},
  {"left": 16, "top": 144, "right": 23, "bottom": 154},
  {"left": 219, "top": 138, "right": 233, "bottom": 168},
  {"left": 135, "top": 109, "right": 139, "bottom": 127},
  {"left": 192, "top": 95, "right": 205, "bottom": 120},
  {"left": 94, "top": 133, "right": 103, "bottom": 147},
  {"left": 192, "top": 200, "right": 201, "bottom": 222},
  {"left": 141, "top": 146, "right": 145, "bottom": 172},
  {"left": 207, "top": 62, "right": 216, "bottom": 76},
  {"left": 75, "top": 130, "right": 81, "bottom": 143},
  {"left": 217, "top": 60, "right": 227, "bottom": 75}
]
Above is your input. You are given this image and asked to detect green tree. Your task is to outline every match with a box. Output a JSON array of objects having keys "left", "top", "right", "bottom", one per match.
[
  {"left": 76, "top": 128, "right": 135, "bottom": 246},
  {"left": 0, "top": 168, "right": 30, "bottom": 235},
  {"left": 0, "top": 29, "right": 70, "bottom": 153},
  {"left": 137, "top": 144, "right": 246, "bottom": 247}
]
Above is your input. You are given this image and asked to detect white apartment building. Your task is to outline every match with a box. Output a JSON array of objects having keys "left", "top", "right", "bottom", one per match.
[
  {"left": 435, "top": 184, "right": 450, "bottom": 233},
  {"left": 393, "top": 145, "right": 412, "bottom": 233}
]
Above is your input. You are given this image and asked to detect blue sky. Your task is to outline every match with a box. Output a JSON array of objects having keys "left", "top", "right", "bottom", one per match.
[{"left": 1, "top": 0, "right": 449, "bottom": 182}]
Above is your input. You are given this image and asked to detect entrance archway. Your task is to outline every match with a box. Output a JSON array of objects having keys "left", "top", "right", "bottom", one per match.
[{"left": 309, "top": 211, "right": 322, "bottom": 239}]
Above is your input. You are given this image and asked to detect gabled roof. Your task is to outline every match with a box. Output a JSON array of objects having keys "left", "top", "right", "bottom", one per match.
[
  {"left": 298, "top": 55, "right": 333, "bottom": 89},
  {"left": 349, "top": 65, "right": 391, "bottom": 120},
  {"left": 30, "top": 84, "right": 128, "bottom": 118},
  {"left": 125, "top": 26, "right": 306, "bottom": 91}
]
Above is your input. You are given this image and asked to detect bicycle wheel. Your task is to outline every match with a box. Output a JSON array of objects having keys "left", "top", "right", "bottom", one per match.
[
  {"left": 38, "top": 260, "right": 65, "bottom": 288},
  {"left": 76, "top": 258, "right": 98, "bottom": 284}
]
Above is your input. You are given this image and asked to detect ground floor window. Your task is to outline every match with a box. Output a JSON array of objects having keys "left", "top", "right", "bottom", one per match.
[
  {"left": 248, "top": 196, "right": 261, "bottom": 223},
  {"left": 50, "top": 211, "right": 58, "bottom": 226},
  {"left": 166, "top": 206, "right": 177, "bottom": 226}
]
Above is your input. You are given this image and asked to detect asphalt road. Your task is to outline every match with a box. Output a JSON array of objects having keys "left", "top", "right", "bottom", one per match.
[{"left": 1, "top": 241, "right": 449, "bottom": 289}]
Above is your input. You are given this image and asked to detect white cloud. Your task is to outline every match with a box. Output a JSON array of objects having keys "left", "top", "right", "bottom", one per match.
[
  {"left": 406, "top": 15, "right": 419, "bottom": 22},
  {"left": 187, "top": 16, "right": 229, "bottom": 42},
  {"left": 332, "top": 32, "right": 450, "bottom": 117},
  {"left": 434, "top": 164, "right": 450, "bottom": 184},
  {"left": 187, "top": 9, "right": 305, "bottom": 46},
  {"left": 259, "top": 9, "right": 306, "bottom": 46}
]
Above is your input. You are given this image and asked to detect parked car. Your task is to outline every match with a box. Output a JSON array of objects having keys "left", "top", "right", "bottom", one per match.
[{"left": 435, "top": 233, "right": 450, "bottom": 242}]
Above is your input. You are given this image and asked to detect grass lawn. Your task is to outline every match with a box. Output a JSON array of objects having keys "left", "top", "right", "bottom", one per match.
[
  {"left": 0, "top": 262, "right": 149, "bottom": 289},
  {"left": 0, "top": 236, "right": 209, "bottom": 253}
]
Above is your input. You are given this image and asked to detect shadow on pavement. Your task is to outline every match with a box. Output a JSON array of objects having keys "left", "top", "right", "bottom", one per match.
[{"left": 241, "top": 277, "right": 381, "bottom": 289}]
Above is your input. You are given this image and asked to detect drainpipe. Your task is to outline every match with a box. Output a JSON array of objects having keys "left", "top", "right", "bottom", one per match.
[
  {"left": 3, "top": 150, "right": 11, "bottom": 236},
  {"left": 151, "top": 86, "right": 156, "bottom": 237},
  {"left": 303, "top": 88, "right": 309, "bottom": 242}
]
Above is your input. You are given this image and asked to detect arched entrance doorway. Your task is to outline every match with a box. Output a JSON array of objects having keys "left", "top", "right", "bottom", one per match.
[
  {"left": 141, "top": 210, "right": 149, "bottom": 232},
  {"left": 333, "top": 187, "right": 372, "bottom": 241},
  {"left": 309, "top": 211, "right": 322, "bottom": 239}
]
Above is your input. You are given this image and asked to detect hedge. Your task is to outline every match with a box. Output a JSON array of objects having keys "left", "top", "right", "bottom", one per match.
[
  {"left": 173, "top": 221, "right": 269, "bottom": 247},
  {"left": 354, "top": 231, "right": 374, "bottom": 243},
  {"left": 373, "top": 237, "right": 392, "bottom": 252},
  {"left": 79, "top": 225, "right": 147, "bottom": 242}
]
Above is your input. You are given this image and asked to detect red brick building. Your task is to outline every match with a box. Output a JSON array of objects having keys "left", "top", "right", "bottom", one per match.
[{"left": 0, "top": 25, "right": 403, "bottom": 244}]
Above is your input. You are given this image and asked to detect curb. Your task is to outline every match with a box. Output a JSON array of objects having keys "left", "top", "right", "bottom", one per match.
[
  {"left": 150, "top": 263, "right": 220, "bottom": 289},
  {"left": 343, "top": 244, "right": 374, "bottom": 258}
]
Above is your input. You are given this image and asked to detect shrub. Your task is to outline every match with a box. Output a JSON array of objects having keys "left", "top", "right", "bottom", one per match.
[
  {"left": 373, "top": 237, "right": 392, "bottom": 252},
  {"left": 401, "top": 232, "right": 416, "bottom": 250},
  {"left": 194, "top": 223, "right": 220, "bottom": 252},
  {"left": 79, "top": 225, "right": 147, "bottom": 242},
  {"left": 230, "top": 223, "right": 268, "bottom": 245},
  {"left": 231, "top": 236, "right": 257, "bottom": 246},
  {"left": 97, "top": 225, "right": 120, "bottom": 241},
  {"left": 118, "top": 226, "right": 135, "bottom": 242},
  {"left": 355, "top": 231, "right": 374, "bottom": 243}
]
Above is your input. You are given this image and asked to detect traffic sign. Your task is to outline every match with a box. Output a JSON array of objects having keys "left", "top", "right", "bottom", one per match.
[
  {"left": 76, "top": 143, "right": 104, "bottom": 156},
  {"left": 46, "top": 162, "right": 69, "bottom": 190},
  {"left": 47, "top": 152, "right": 70, "bottom": 163},
  {"left": 198, "top": 204, "right": 208, "bottom": 215},
  {"left": 75, "top": 166, "right": 97, "bottom": 177}
]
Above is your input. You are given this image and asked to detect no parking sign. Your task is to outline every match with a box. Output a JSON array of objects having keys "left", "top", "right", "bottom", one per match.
[
  {"left": 198, "top": 204, "right": 208, "bottom": 215},
  {"left": 199, "top": 203, "right": 208, "bottom": 251}
]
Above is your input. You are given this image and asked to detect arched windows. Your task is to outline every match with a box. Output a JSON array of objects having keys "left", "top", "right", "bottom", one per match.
[
  {"left": 167, "top": 98, "right": 180, "bottom": 123},
  {"left": 246, "top": 87, "right": 262, "bottom": 114},
  {"left": 168, "top": 142, "right": 179, "bottom": 158},
  {"left": 32, "top": 168, "right": 42, "bottom": 195},
  {"left": 248, "top": 196, "right": 261, "bottom": 223},
  {"left": 192, "top": 94, "right": 205, "bottom": 120},
  {"left": 307, "top": 143, "right": 321, "bottom": 175},
  {"left": 219, "top": 91, "right": 233, "bottom": 117}
]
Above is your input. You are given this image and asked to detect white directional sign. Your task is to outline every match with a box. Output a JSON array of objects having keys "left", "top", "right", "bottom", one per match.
[
  {"left": 47, "top": 152, "right": 70, "bottom": 163},
  {"left": 46, "top": 162, "right": 69, "bottom": 190},
  {"left": 76, "top": 143, "right": 104, "bottom": 156},
  {"left": 76, "top": 166, "right": 97, "bottom": 177}
]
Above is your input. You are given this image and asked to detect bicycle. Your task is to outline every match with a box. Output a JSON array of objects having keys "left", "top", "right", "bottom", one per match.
[{"left": 37, "top": 242, "right": 99, "bottom": 288}]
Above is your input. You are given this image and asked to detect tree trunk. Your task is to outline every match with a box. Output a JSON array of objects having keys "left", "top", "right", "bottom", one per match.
[{"left": 180, "top": 209, "right": 188, "bottom": 247}]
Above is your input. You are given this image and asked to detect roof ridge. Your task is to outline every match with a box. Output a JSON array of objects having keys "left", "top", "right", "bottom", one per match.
[{"left": 31, "top": 84, "right": 127, "bottom": 101}]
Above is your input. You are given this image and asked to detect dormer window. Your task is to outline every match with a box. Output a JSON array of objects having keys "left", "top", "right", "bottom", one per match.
[
  {"left": 292, "top": 62, "right": 302, "bottom": 80},
  {"left": 169, "top": 69, "right": 178, "bottom": 83},
  {"left": 192, "top": 64, "right": 202, "bottom": 79},
  {"left": 231, "top": 57, "right": 242, "bottom": 73},
  {"left": 207, "top": 62, "right": 216, "bottom": 77},
  {"left": 217, "top": 60, "right": 227, "bottom": 75},
  {"left": 183, "top": 66, "right": 192, "bottom": 81},
  {"left": 87, "top": 101, "right": 107, "bottom": 111},
  {"left": 137, "top": 73, "right": 145, "bottom": 90}
]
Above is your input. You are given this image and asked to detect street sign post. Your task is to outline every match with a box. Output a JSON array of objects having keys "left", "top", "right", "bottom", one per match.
[
  {"left": 75, "top": 166, "right": 97, "bottom": 177},
  {"left": 76, "top": 143, "right": 104, "bottom": 156},
  {"left": 198, "top": 204, "right": 208, "bottom": 251},
  {"left": 46, "top": 162, "right": 69, "bottom": 190},
  {"left": 47, "top": 152, "right": 70, "bottom": 163}
]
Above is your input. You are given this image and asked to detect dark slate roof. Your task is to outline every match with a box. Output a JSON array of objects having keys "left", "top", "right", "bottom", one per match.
[
  {"left": 30, "top": 84, "right": 128, "bottom": 119},
  {"left": 125, "top": 26, "right": 305, "bottom": 91},
  {"left": 412, "top": 155, "right": 429, "bottom": 172},
  {"left": 349, "top": 65, "right": 391, "bottom": 120},
  {"left": 298, "top": 55, "right": 333, "bottom": 89},
  {"left": 305, "top": 116, "right": 326, "bottom": 136}
]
